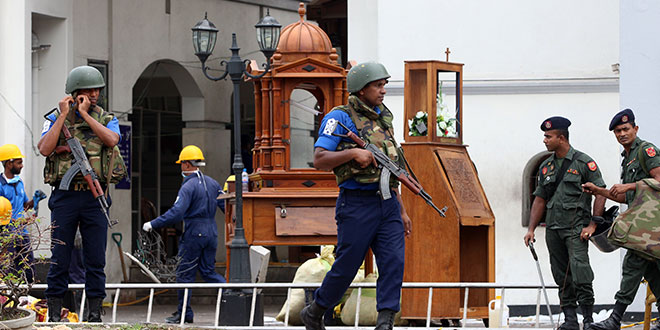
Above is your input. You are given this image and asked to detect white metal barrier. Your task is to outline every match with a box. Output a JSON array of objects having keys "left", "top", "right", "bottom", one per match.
[{"left": 16, "top": 282, "right": 558, "bottom": 328}]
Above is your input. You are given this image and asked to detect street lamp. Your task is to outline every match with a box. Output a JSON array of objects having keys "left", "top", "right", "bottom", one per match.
[{"left": 191, "top": 10, "right": 281, "bottom": 326}]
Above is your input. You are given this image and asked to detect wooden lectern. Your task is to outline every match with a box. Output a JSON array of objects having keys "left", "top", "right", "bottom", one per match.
[{"left": 400, "top": 60, "right": 495, "bottom": 322}]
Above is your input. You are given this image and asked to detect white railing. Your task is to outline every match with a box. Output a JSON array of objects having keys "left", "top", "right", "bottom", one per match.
[{"left": 15, "top": 282, "right": 558, "bottom": 329}]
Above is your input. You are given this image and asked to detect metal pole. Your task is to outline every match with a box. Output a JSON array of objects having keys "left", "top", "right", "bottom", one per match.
[
  {"left": 529, "top": 242, "right": 556, "bottom": 330},
  {"left": 226, "top": 33, "right": 252, "bottom": 284}
]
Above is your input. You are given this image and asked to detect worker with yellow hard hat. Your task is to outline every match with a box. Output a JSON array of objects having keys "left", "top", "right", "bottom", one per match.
[
  {"left": 142, "top": 145, "right": 226, "bottom": 324},
  {"left": 0, "top": 143, "right": 37, "bottom": 283},
  {"left": 0, "top": 196, "right": 11, "bottom": 225}
]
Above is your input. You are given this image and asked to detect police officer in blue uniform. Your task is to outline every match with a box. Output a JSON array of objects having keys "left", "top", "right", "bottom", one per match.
[
  {"left": 300, "top": 62, "right": 411, "bottom": 330},
  {"left": 38, "top": 66, "right": 121, "bottom": 322},
  {"left": 142, "top": 145, "right": 226, "bottom": 324},
  {"left": 0, "top": 144, "right": 36, "bottom": 283}
]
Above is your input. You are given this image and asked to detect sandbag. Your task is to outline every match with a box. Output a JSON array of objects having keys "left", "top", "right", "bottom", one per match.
[
  {"left": 275, "top": 246, "right": 335, "bottom": 325},
  {"left": 340, "top": 273, "right": 403, "bottom": 326},
  {"left": 608, "top": 178, "right": 660, "bottom": 259}
]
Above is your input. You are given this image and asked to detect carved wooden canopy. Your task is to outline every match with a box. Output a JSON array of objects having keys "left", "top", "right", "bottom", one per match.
[{"left": 247, "top": 3, "right": 348, "bottom": 191}]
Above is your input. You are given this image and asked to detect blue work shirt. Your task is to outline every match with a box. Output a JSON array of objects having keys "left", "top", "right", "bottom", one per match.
[
  {"left": 41, "top": 111, "right": 121, "bottom": 142},
  {"left": 150, "top": 172, "right": 225, "bottom": 237},
  {"left": 314, "top": 108, "right": 382, "bottom": 190},
  {"left": 0, "top": 174, "right": 30, "bottom": 233}
]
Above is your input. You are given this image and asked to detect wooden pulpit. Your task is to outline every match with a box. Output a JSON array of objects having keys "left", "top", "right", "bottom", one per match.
[{"left": 400, "top": 60, "right": 495, "bottom": 322}]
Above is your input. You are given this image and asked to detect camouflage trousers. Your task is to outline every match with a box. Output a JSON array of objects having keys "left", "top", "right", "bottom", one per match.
[
  {"left": 614, "top": 249, "right": 660, "bottom": 306},
  {"left": 546, "top": 227, "right": 595, "bottom": 308}
]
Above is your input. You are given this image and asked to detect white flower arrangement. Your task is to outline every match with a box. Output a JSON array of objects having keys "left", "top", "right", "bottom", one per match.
[
  {"left": 408, "top": 111, "right": 428, "bottom": 136},
  {"left": 436, "top": 82, "right": 458, "bottom": 138}
]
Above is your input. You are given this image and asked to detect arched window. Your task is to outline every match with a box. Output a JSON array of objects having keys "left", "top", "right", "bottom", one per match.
[{"left": 521, "top": 151, "right": 552, "bottom": 227}]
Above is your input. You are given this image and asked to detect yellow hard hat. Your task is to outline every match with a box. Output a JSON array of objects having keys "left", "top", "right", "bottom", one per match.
[
  {"left": 0, "top": 196, "right": 12, "bottom": 225},
  {"left": 0, "top": 144, "right": 25, "bottom": 162},
  {"left": 223, "top": 175, "right": 235, "bottom": 192},
  {"left": 176, "top": 145, "right": 205, "bottom": 164}
]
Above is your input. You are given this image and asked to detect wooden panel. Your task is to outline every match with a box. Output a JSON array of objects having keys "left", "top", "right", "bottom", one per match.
[
  {"left": 401, "top": 143, "right": 461, "bottom": 318},
  {"left": 459, "top": 225, "right": 491, "bottom": 310},
  {"left": 404, "top": 66, "right": 429, "bottom": 141},
  {"left": 400, "top": 143, "right": 495, "bottom": 319},
  {"left": 275, "top": 206, "right": 335, "bottom": 236},
  {"left": 238, "top": 195, "right": 338, "bottom": 246},
  {"left": 435, "top": 148, "right": 491, "bottom": 219}
]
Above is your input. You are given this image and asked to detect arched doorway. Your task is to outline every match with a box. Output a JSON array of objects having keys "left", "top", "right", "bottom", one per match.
[
  {"left": 129, "top": 60, "right": 204, "bottom": 256},
  {"left": 521, "top": 150, "right": 552, "bottom": 227}
]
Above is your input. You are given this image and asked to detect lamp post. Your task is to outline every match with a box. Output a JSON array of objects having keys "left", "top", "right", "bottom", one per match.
[{"left": 192, "top": 11, "right": 281, "bottom": 325}]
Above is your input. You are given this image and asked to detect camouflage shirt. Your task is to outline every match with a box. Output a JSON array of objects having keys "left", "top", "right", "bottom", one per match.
[
  {"left": 533, "top": 147, "right": 606, "bottom": 229},
  {"left": 621, "top": 137, "right": 660, "bottom": 204}
]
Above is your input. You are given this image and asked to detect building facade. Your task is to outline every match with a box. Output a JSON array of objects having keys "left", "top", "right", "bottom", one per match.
[{"left": 0, "top": 0, "right": 301, "bottom": 286}]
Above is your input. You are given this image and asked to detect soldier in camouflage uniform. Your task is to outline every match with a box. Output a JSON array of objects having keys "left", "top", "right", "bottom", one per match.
[
  {"left": 300, "top": 62, "right": 411, "bottom": 330},
  {"left": 524, "top": 116, "right": 606, "bottom": 330},
  {"left": 37, "top": 65, "right": 125, "bottom": 323},
  {"left": 583, "top": 109, "right": 660, "bottom": 330}
]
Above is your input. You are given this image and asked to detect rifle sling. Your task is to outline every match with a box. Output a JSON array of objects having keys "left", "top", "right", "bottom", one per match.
[
  {"left": 637, "top": 141, "right": 651, "bottom": 176},
  {"left": 545, "top": 151, "right": 582, "bottom": 201},
  {"left": 105, "top": 148, "right": 117, "bottom": 196}
]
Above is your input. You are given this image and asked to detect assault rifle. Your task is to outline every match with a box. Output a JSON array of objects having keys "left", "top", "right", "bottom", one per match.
[
  {"left": 44, "top": 108, "right": 118, "bottom": 227},
  {"left": 332, "top": 121, "right": 447, "bottom": 217}
]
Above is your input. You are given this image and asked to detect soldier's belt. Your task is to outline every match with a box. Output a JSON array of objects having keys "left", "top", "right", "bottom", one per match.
[
  {"left": 72, "top": 182, "right": 90, "bottom": 191},
  {"left": 340, "top": 188, "right": 382, "bottom": 197},
  {"left": 54, "top": 181, "right": 106, "bottom": 192}
]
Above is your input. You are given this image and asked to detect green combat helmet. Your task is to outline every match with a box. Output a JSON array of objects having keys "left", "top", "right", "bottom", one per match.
[
  {"left": 65, "top": 65, "right": 105, "bottom": 94},
  {"left": 347, "top": 62, "right": 390, "bottom": 93}
]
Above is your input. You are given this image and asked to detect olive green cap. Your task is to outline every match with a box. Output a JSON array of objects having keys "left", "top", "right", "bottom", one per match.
[
  {"left": 65, "top": 65, "right": 105, "bottom": 94},
  {"left": 347, "top": 62, "right": 390, "bottom": 93}
]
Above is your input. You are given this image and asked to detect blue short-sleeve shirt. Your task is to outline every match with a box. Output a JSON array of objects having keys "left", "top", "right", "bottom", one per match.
[
  {"left": 314, "top": 107, "right": 382, "bottom": 190},
  {"left": 41, "top": 111, "right": 121, "bottom": 142}
]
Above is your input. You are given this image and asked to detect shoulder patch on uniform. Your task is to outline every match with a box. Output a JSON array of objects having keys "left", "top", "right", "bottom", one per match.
[
  {"left": 41, "top": 120, "right": 51, "bottom": 134},
  {"left": 323, "top": 118, "right": 338, "bottom": 136},
  {"left": 587, "top": 161, "right": 597, "bottom": 171},
  {"left": 542, "top": 167, "right": 547, "bottom": 175},
  {"left": 646, "top": 147, "right": 656, "bottom": 158}
]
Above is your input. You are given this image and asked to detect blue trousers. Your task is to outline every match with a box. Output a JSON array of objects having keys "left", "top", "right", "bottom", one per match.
[
  {"left": 177, "top": 230, "right": 226, "bottom": 318},
  {"left": 315, "top": 189, "right": 405, "bottom": 312},
  {"left": 69, "top": 247, "right": 85, "bottom": 284},
  {"left": 46, "top": 189, "right": 108, "bottom": 299}
]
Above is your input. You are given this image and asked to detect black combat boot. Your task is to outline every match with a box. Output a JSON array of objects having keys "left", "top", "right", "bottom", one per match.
[
  {"left": 374, "top": 309, "right": 397, "bottom": 330},
  {"left": 589, "top": 301, "right": 627, "bottom": 330},
  {"left": 87, "top": 297, "right": 104, "bottom": 323},
  {"left": 300, "top": 300, "right": 327, "bottom": 330},
  {"left": 47, "top": 297, "right": 63, "bottom": 322},
  {"left": 581, "top": 305, "right": 594, "bottom": 330},
  {"left": 165, "top": 311, "right": 194, "bottom": 324},
  {"left": 559, "top": 307, "right": 580, "bottom": 330}
]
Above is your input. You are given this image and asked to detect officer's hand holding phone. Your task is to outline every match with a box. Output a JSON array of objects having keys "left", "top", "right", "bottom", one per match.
[
  {"left": 58, "top": 95, "right": 74, "bottom": 117},
  {"left": 76, "top": 94, "right": 92, "bottom": 113}
]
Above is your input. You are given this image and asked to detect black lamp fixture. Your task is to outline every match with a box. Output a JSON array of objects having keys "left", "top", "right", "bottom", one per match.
[
  {"left": 254, "top": 9, "right": 281, "bottom": 60},
  {"left": 191, "top": 10, "right": 281, "bottom": 326},
  {"left": 191, "top": 13, "right": 218, "bottom": 64}
]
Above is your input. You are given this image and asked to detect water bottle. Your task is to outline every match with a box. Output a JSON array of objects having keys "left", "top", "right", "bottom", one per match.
[
  {"left": 241, "top": 168, "right": 249, "bottom": 192},
  {"left": 488, "top": 295, "right": 509, "bottom": 328}
]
